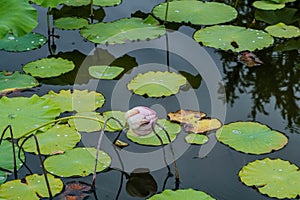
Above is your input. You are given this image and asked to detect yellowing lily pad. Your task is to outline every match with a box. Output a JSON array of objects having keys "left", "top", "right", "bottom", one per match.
[
  {"left": 194, "top": 25, "right": 274, "bottom": 52},
  {"left": 54, "top": 17, "right": 89, "bottom": 30},
  {"left": 20, "top": 124, "right": 81, "bottom": 155},
  {"left": 0, "top": 174, "right": 63, "bottom": 200},
  {"left": 253, "top": 1, "right": 285, "bottom": 10},
  {"left": 42, "top": 89, "right": 105, "bottom": 113},
  {"left": 0, "top": 32, "right": 46, "bottom": 52},
  {"left": 44, "top": 147, "right": 111, "bottom": 177},
  {"left": 216, "top": 122, "right": 288, "bottom": 154},
  {"left": 127, "top": 71, "right": 187, "bottom": 97},
  {"left": 239, "top": 158, "right": 300, "bottom": 199},
  {"left": 89, "top": 65, "right": 124, "bottom": 79},
  {"left": 265, "top": 22, "right": 300, "bottom": 38},
  {"left": 80, "top": 16, "right": 165, "bottom": 45},
  {"left": 185, "top": 134, "right": 208, "bottom": 145},
  {"left": 126, "top": 119, "right": 181, "bottom": 146},
  {"left": 0, "top": 71, "right": 39, "bottom": 94},
  {"left": 153, "top": 1, "right": 237, "bottom": 25},
  {"left": 23, "top": 57, "right": 75, "bottom": 78},
  {"left": 148, "top": 188, "right": 216, "bottom": 200},
  {"left": 0, "top": 95, "right": 61, "bottom": 139}
]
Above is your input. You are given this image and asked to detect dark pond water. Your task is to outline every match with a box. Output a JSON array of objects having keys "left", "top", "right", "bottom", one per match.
[{"left": 0, "top": 0, "right": 299, "bottom": 199}]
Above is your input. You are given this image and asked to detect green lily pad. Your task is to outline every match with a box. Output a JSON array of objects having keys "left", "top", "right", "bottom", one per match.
[
  {"left": 127, "top": 119, "right": 181, "bottom": 146},
  {"left": 54, "top": 17, "right": 89, "bottom": 30},
  {"left": 62, "top": 0, "right": 121, "bottom": 7},
  {"left": 239, "top": 158, "right": 300, "bottom": 199},
  {"left": 270, "top": 0, "right": 296, "bottom": 2},
  {"left": 42, "top": 89, "right": 105, "bottom": 113},
  {"left": 253, "top": 1, "right": 285, "bottom": 10},
  {"left": 23, "top": 57, "right": 75, "bottom": 78},
  {"left": 0, "top": 174, "right": 63, "bottom": 200},
  {"left": 216, "top": 122, "right": 288, "bottom": 154},
  {"left": 148, "top": 188, "right": 216, "bottom": 200},
  {"left": 255, "top": 8, "right": 300, "bottom": 25},
  {"left": 265, "top": 23, "right": 300, "bottom": 38},
  {"left": 0, "top": 71, "right": 39, "bottom": 94},
  {"left": 80, "top": 16, "right": 165, "bottom": 45},
  {"left": 185, "top": 134, "right": 208, "bottom": 145},
  {"left": 44, "top": 147, "right": 111, "bottom": 177},
  {"left": 153, "top": 1, "right": 237, "bottom": 25},
  {"left": 127, "top": 71, "right": 187, "bottom": 97},
  {"left": 0, "top": 95, "right": 61, "bottom": 139},
  {"left": 0, "top": 140, "right": 25, "bottom": 174},
  {"left": 0, "top": 32, "right": 46, "bottom": 52},
  {"left": 0, "top": 171, "right": 6, "bottom": 185},
  {"left": 20, "top": 124, "right": 81, "bottom": 155},
  {"left": 88, "top": 65, "right": 124, "bottom": 79},
  {"left": 68, "top": 112, "right": 103, "bottom": 132},
  {"left": 0, "top": 0, "right": 38, "bottom": 39},
  {"left": 30, "top": 0, "right": 64, "bottom": 8},
  {"left": 193, "top": 25, "right": 274, "bottom": 52},
  {"left": 102, "top": 110, "right": 126, "bottom": 132}
]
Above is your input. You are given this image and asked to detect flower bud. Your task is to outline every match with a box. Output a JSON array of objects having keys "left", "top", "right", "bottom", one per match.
[{"left": 125, "top": 106, "right": 158, "bottom": 136}]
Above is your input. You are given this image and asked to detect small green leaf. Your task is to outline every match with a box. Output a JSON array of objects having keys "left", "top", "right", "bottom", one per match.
[
  {"left": 54, "top": 17, "right": 89, "bottom": 30},
  {"left": 148, "top": 188, "right": 216, "bottom": 200},
  {"left": 23, "top": 57, "right": 75, "bottom": 78},
  {"left": 89, "top": 65, "right": 124, "bottom": 79},
  {"left": 265, "top": 22, "right": 300, "bottom": 38},
  {"left": 102, "top": 110, "right": 126, "bottom": 132},
  {"left": 0, "top": 71, "right": 39, "bottom": 94},
  {"left": 239, "top": 158, "right": 300, "bottom": 199},
  {"left": 185, "top": 134, "right": 208, "bottom": 145},
  {"left": 30, "top": 0, "right": 64, "bottom": 7},
  {"left": 0, "top": 171, "right": 6, "bottom": 185},
  {"left": 62, "top": 0, "right": 121, "bottom": 7},
  {"left": 253, "top": 1, "right": 285, "bottom": 10},
  {"left": 0, "top": 140, "right": 25, "bottom": 173},
  {"left": 127, "top": 71, "right": 187, "bottom": 97},
  {"left": 216, "top": 122, "right": 288, "bottom": 154},
  {"left": 44, "top": 147, "right": 111, "bottom": 177},
  {"left": 68, "top": 112, "right": 103, "bottom": 132}
]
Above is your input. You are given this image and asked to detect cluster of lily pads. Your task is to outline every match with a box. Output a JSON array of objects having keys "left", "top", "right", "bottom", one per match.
[{"left": 0, "top": 0, "right": 299, "bottom": 199}]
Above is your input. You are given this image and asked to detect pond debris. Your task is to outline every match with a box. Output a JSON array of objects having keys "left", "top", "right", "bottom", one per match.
[
  {"left": 59, "top": 181, "right": 92, "bottom": 200},
  {"left": 238, "top": 51, "right": 263, "bottom": 67}
]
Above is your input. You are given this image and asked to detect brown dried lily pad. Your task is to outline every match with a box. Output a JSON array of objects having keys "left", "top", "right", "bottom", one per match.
[{"left": 59, "top": 181, "right": 92, "bottom": 200}]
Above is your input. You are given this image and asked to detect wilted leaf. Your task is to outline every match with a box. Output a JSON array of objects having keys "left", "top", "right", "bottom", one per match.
[
  {"left": 168, "top": 110, "right": 206, "bottom": 123},
  {"left": 58, "top": 181, "right": 92, "bottom": 200}
]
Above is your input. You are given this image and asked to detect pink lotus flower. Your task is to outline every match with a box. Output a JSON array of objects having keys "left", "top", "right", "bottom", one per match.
[{"left": 125, "top": 106, "right": 158, "bottom": 136}]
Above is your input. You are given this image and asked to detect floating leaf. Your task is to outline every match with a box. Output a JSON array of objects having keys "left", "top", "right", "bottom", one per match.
[
  {"left": 239, "top": 158, "right": 300, "bottom": 199},
  {"left": 127, "top": 71, "right": 187, "bottom": 97},
  {"left": 0, "top": 0, "right": 38, "bottom": 39},
  {"left": 20, "top": 124, "right": 81, "bottom": 155},
  {"left": 23, "top": 57, "right": 75, "bottom": 78},
  {"left": 80, "top": 16, "right": 165, "bottom": 44},
  {"left": 269, "top": 0, "right": 296, "bottom": 3},
  {"left": 216, "top": 122, "right": 288, "bottom": 154},
  {"left": 168, "top": 110, "right": 206, "bottom": 123},
  {"left": 54, "top": 17, "right": 89, "bottom": 30},
  {"left": 30, "top": 0, "right": 64, "bottom": 7},
  {"left": 148, "top": 188, "right": 216, "bottom": 200},
  {"left": 44, "top": 147, "right": 111, "bottom": 177},
  {"left": 43, "top": 89, "right": 105, "bottom": 113},
  {"left": 253, "top": 1, "right": 285, "bottom": 10},
  {"left": 102, "top": 110, "right": 126, "bottom": 132},
  {"left": 0, "top": 174, "right": 63, "bottom": 200},
  {"left": 0, "top": 71, "right": 39, "bottom": 94},
  {"left": 0, "top": 95, "right": 61, "bottom": 139},
  {"left": 194, "top": 25, "right": 274, "bottom": 52},
  {"left": 265, "top": 23, "right": 300, "bottom": 38},
  {"left": 185, "top": 134, "right": 208, "bottom": 145},
  {"left": 126, "top": 119, "right": 181, "bottom": 146},
  {"left": 88, "top": 65, "right": 124, "bottom": 79},
  {"left": 0, "top": 32, "right": 46, "bottom": 52},
  {"left": 153, "top": 1, "right": 237, "bottom": 25},
  {"left": 68, "top": 112, "right": 103, "bottom": 132},
  {"left": 0, "top": 140, "right": 25, "bottom": 174},
  {"left": 62, "top": 0, "right": 121, "bottom": 7},
  {"left": 254, "top": 8, "right": 300, "bottom": 25},
  {"left": 0, "top": 171, "right": 6, "bottom": 185}
]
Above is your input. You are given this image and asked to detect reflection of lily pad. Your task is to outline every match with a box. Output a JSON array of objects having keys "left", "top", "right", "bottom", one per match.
[
  {"left": 216, "top": 122, "right": 288, "bottom": 154},
  {"left": 0, "top": 71, "right": 39, "bottom": 94},
  {"left": 0, "top": 95, "right": 61, "bottom": 139},
  {"left": 265, "top": 23, "right": 300, "bottom": 38},
  {"left": 274, "top": 38, "right": 300, "bottom": 52},
  {"left": 254, "top": 8, "right": 300, "bottom": 25},
  {"left": 44, "top": 147, "right": 111, "bottom": 177},
  {"left": 153, "top": 1, "right": 237, "bottom": 25},
  {"left": 54, "top": 17, "right": 88, "bottom": 30},
  {"left": 185, "top": 134, "right": 208, "bottom": 145},
  {"left": 62, "top": 0, "right": 121, "bottom": 7},
  {"left": 148, "top": 188, "right": 216, "bottom": 200},
  {"left": 0, "top": 174, "right": 63, "bottom": 200},
  {"left": 20, "top": 124, "right": 81, "bottom": 155},
  {"left": 127, "top": 119, "right": 181, "bottom": 146},
  {"left": 253, "top": 1, "right": 285, "bottom": 10},
  {"left": 127, "top": 71, "right": 187, "bottom": 97},
  {"left": 0, "top": 32, "right": 46, "bottom": 52},
  {"left": 23, "top": 57, "right": 75, "bottom": 78},
  {"left": 43, "top": 89, "right": 105, "bottom": 113},
  {"left": 239, "top": 158, "right": 300, "bottom": 199},
  {"left": 89, "top": 65, "right": 124, "bottom": 79},
  {"left": 194, "top": 25, "right": 274, "bottom": 52},
  {"left": 80, "top": 16, "right": 165, "bottom": 44},
  {"left": 0, "top": 0, "right": 38, "bottom": 39}
]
